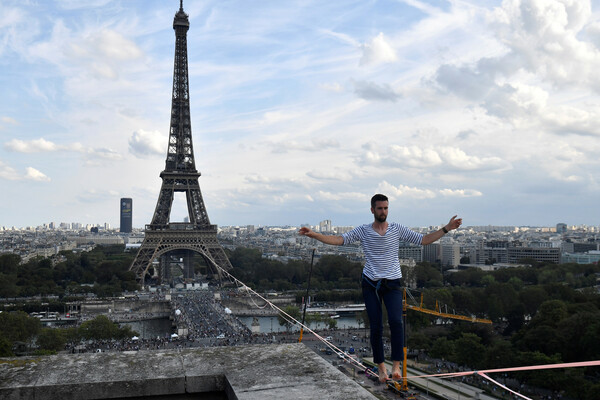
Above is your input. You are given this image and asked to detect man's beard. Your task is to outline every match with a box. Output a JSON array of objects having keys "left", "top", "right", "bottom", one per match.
[{"left": 375, "top": 214, "right": 387, "bottom": 223}]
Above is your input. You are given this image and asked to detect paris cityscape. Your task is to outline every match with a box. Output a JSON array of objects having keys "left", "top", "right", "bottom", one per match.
[
  {"left": 2, "top": 214, "right": 600, "bottom": 268},
  {"left": 2, "top": 0, "right": 600, "bottom": 399}
]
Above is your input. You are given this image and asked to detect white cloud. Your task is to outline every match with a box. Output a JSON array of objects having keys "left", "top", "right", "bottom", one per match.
[
  {"left": 128, "top": 129, "right": 166, "bottom": 157},
  {"left": 5, "top": 138, "right": 59, "bottom": 153},
  {"left": 5, "top": 138, "right": 122, "bottom": 159},
  {"left": 27, "top": 22, "right": 145, "bottom": 81},
  {"left": 379, "top": 181, "right": 482, "bottom": 200},
  {"left": 244, "top": 174, "right": 271, "bottom": 184},
  {"left": 0, "top": 161, "right": 49, "bottom": 182},
  {"left": 439, "top": 188, "right": 483, "bottom": 197},
  {"left": 2, "top": 0, "right": 600, "bottom": 228},
  {"left": 260, "top": 111, "right": 300, "bottom": 125},
  {"left": 318, "top": 29, "right": 360, "bottom": 47},
  {"left": 86, "top": 148, "right": 122, "bottom": 162},
  {"left": 360, "top": 32, "right": 398, "bottom": 66},
  {"left": 360, "top": 144, "right": 509, "bottom": 172},
  {"left": 0, "top": 161, "right": 18, "bottom": 180},
  {"left": 428, "top": 0, "right": 600, "bottom": 146},
  {"left": 584, "top": 21, "right": 600, "bottom": 46},
  {"left": 306, "top": 170, "right": 354, "bottom": 182},
  {"left": 434, "top": 63, "right": 495, "bottom": 100},
  {"left": 1, "top": 116, "right": 17, "bottom": 125},
  {"left": 315, "top": 191, "right": 370, "bottom": 202},
  {"left": 352, "top": 80, "right": 400, "bottom": 102},
  {"left": 493, "top": 0, "right": 600, "bottom": 89},
  {"left": 378, "top": 181, "right": 437, "bottom": 199},
  {"left": 267, "top": 138, "right": 340, "bottom": 154},
  {"left": 24, "top": 167, "right": 50, "bottom": 182},
  {"left": 76, "top": 188, "right": 120, "bottom": 203},
  {"left": 65, "top": 29, "right": 144, "bottom": 80},
  {"left": 318, "top": 82, "right": 344, "bottom": 93}
]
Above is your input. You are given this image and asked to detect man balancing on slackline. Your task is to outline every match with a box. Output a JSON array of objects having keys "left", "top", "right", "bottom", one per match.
[{"left": 299, "top": 193, "right": 462, "bottom": 383}]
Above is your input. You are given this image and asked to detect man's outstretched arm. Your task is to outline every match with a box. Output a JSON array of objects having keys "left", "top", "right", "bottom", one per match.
[
  {"left": 421, "top": 215, "right": 462, "bottom": 245},
  {"left": 298, "top": 227, "right": 344, "bottom": 246}
]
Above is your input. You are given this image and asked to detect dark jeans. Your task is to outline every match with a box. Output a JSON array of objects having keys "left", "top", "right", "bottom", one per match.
[{"left": 362, "top": 274, "right": 404, "bottom": 364}]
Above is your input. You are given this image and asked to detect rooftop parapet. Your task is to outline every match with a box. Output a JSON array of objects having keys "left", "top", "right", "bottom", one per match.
[{"left": 0, "top": 343, "right": 376, "bottom": 400}]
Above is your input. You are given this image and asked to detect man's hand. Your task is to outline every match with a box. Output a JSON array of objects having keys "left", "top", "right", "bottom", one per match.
[
  {"left": 298, "top": 227, "right": 343, "bottom": 245},
  {"left": 446, "top": 215, "right": 462, "bottom": 231},
  {"left": 298, "top": 227, "right": 313, "bottom": 237}
]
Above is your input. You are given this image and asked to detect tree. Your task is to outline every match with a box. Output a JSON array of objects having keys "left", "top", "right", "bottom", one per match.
[
  {"left": 557, "top": 311, "right": 600, "bottom": 362},
  {"left": 480, "top": 275, "right": 496, "bottom": 286},
  {"left": 305, "top": 312, "right": 324, "bottom": 329},
  {"left": 429, "top": 336, "right": 454, "bottom": 360},
  {"left": 504, "top": 302, "right": 526, "bottom": 335},
  {"left": 515, "top": 352, "right": 562, "bottom": 388},
  {"left": 0, "top": 336, "right": 13, "bottom": 357},
  {"left": 519, "top": 286, "right": 548, "bottom": 317},
  {"left": 484, "top": 339, "right": 517, "bottom": 369},
  {"left": 514, "top": 324, "right": 565, "bottom": 356},
  {"left": 327, "top": 317, "right": 338, "bottom": 330},
  {"left": 355, "top": 312, "right": 365, "bottom": 329},
  {"left": 278, "top": 305, "right": 301, "bottom": 332},
  {"left": 531, "top": 299, "right": 568, "bottom": 328},
  {"left": 0, "top": 273, "right": 18, "bottom": 298},
  {"left": 414, "top": 262, "right": 442, "bottom": 288},
  {"left": 37, "top": 328, "right": 66, "bottom": 352},
  {"left": 484, "top": 282, "right": 519, "bottom": 322},
  {"left": 407, "top": 332, "right": 431, "bottom": 352},
  {"left": 0, "top": 253, "right": 20, "bottom": 274},
  {"left": 0, "top": 311, "right": 40, "bottom": 343},
  {"left": 451, "top": 288, "right": 478, "bottom": 315},
  {"left": 454, "top": 333, "right": 486, "bottom": 369},
  {"left": 507, "top": 276, "right": 524, "bottom": 291},
  {"left": 79, "top": 315, "right": 136, "bottom": 340}
]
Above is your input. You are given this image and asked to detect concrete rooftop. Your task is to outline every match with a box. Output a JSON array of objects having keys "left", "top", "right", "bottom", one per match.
[{"left": 0, "top": 343, "right": 377, "bottom": 399}]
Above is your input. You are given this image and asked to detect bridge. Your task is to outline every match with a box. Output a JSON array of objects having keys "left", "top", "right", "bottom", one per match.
[{"left": 305, "top": 304, "right": 365, "bottom": 316}]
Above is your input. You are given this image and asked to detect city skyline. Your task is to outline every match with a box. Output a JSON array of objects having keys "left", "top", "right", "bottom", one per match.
[
  {"left": 1, "top": 0, "right": 600, "bottom": 229},
  {"left": 3, "top": 217, "right": 596, "bottom": 232}
]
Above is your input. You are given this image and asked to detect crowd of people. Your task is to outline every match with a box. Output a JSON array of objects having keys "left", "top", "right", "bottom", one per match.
[
  {"left": 69, "top": 288, "right": 288, "bottom": 353},
  {"left": 171, "top": 290, "right": 250, "bottom": 340}
]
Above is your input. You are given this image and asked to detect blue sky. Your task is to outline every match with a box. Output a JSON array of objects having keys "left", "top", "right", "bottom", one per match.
[{"left": 1, "top": 0, "right": 600, "bottom": 230}]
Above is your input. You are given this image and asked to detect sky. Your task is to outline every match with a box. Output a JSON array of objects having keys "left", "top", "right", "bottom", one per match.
[{"left": 1, "top": 0, "right": 600, "bottom": 230}]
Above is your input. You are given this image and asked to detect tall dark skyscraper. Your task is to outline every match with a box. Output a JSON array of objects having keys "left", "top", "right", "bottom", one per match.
[{"left": 120, "top": 198, "right": 133, "bottom": 233}]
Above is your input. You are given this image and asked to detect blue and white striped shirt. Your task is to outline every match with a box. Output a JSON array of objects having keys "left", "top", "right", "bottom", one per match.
[{"left": 342, "top": 223, "right": 423, "bottom": 280}]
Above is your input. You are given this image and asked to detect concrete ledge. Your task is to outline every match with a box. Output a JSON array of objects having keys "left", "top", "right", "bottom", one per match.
[{"left": 0, "top": 343, "right": 376, "bottom": 399}]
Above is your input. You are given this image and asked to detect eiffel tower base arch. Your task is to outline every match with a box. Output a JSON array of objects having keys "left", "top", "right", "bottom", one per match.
[{"left": 130, "top": 226, "right": 232, "bottom": 288}]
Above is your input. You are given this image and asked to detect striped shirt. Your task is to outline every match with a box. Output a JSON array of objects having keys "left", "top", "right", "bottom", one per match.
[{"left": 342, "top": 222, "right": 423, "bottom": 280}]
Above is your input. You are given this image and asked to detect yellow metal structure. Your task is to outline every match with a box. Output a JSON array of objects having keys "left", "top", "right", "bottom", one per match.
[
  {"left": 404, "top": 290, "right": 493, "bottom": 325},
  {"left": 399, "top": 289, "right": 492, "bottom": 391}
]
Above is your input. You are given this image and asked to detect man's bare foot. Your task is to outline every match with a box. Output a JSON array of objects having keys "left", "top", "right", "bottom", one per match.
[
  {"left": 391, "top": 368, "right": 401, "bottom": 380},
  {"left": 378, "top": 367, "right": 390, "bottom": 383}
]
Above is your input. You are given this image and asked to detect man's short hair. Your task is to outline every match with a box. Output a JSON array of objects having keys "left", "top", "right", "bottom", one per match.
[{"left": 371, "top": 194, "right": 388, "bottom": 208}]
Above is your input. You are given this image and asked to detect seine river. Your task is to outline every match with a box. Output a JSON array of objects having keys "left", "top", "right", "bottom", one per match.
[
  {"left": 120, "top": 316, "right": 362, "bottom": 338},
  {"left": 120, "top": 318, "right": 173, "bottom": 339},
  {"left": 236, "top": 316, "right": 362, "bottom": 334}
]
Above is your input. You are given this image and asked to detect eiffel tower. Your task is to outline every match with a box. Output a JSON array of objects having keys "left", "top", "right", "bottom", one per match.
[{"left": 130, "top": 1, "right": 232, "bottom": 287}]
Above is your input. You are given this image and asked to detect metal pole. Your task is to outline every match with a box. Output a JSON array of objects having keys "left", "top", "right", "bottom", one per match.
[
  {"left": 402, "top": 288, "right": 408, "bottom": 391},
  {"left": 298, "top": 248, "right": 315, "bottom": 342}
]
